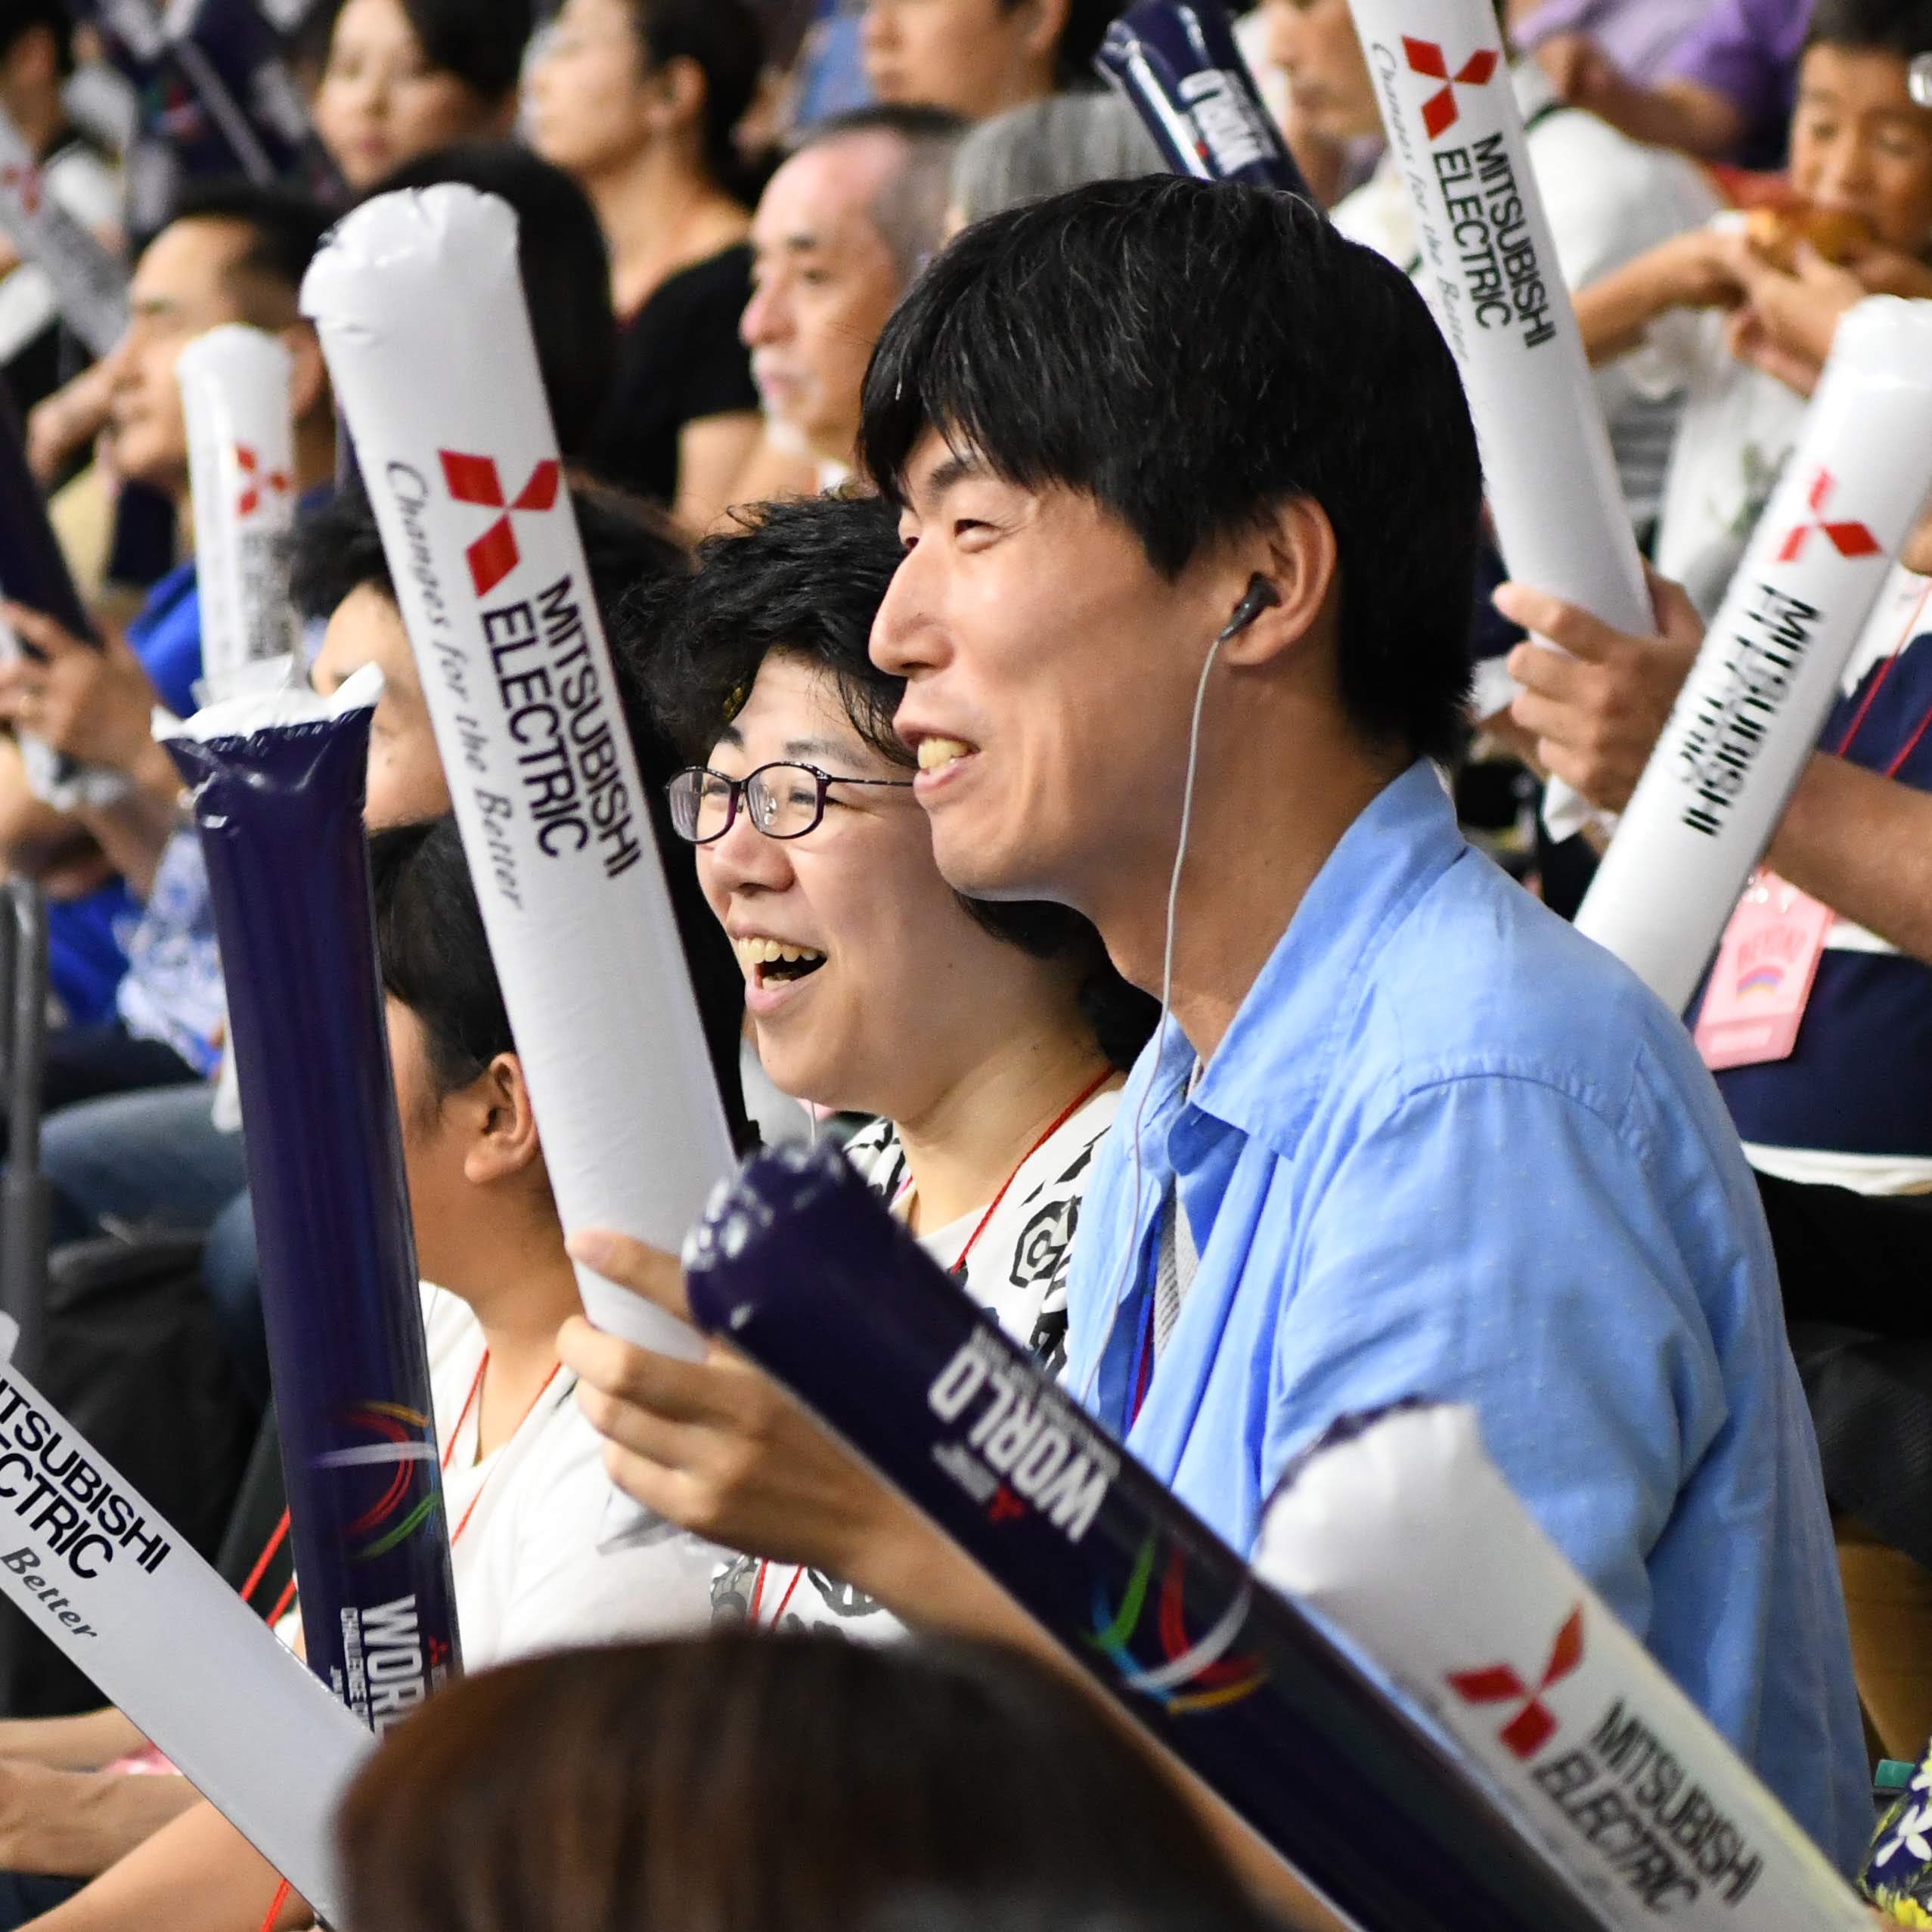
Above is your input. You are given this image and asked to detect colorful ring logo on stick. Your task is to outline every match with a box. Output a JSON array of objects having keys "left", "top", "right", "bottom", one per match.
[
  {"left": 1086, "top": 1533, "right": 1267, "bottom": 1713},
  {"left": 312, "top": 1401, "right": 442, "bottom": 1562}
]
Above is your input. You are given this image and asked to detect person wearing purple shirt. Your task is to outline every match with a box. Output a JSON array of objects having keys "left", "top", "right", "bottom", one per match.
[
  {"left": 1530, "top": 0, "right": 1813, "bottom": 164},
  {"left": 1509, "top": 0, "right": 1706, "bottom": 88}
]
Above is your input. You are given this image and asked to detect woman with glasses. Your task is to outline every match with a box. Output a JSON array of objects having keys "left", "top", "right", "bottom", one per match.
[{"left": 637, "top": 488, "right": 1155, "bottom": 1636}]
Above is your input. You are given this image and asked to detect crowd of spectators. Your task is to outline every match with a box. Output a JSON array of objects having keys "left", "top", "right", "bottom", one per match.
[{"left": 0, "top": 0, "right": 1924, "bottom": 1927}]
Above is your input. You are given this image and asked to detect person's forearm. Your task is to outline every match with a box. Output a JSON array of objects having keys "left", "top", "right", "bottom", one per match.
[
  {"left": 0, "top": 1710, "right": 142, "bottom": 1773},
  {"left": 1766, "top": 752, "right": 1932, "bottom": 967},
  {"left": 73, "top": 741, "right": 183, "bottom": 899},
  {"left": 1600, "top": 76, "right": 1744, "bottom": 157},
  {"left": 0, "top": 1769, "right": 197, "bottom": 1878},
  {"left": 851, "top": 1507, "right": 1340, "bottom": 1932},
  {"left": 23, "top": 1798, "right": 305, "bottom": 1932},
  {"left": 1574, "top": 259, "right": 1676, "bottom": 365}
]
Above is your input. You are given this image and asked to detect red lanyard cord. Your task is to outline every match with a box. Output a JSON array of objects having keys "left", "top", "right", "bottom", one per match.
[
  {"left": 442, "top": 1352, "right": 566, "bottom": 1548},
  {"left": 1831, "top": 581, "right": 1932, "bottom": 775},
  {"left": 256, "top": 1878, "right": 292, "bottom": 1932},
  {"left": 236, "top": 1509, "right": 290, "bottom": 1610}
]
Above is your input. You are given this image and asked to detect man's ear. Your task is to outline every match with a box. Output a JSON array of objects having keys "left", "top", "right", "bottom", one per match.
[
  {"left": 462, "top": 1053, "right": 544, "bottom": 1187},
  {"left": 283, "top": 321, "right": 331, "bottom": 433},
  {"left": 1016, "top": 0, "right": 1072, "bottom": 66},
  {"left": 1214, "top": 497, "right": 1341, "bottom": 671}
]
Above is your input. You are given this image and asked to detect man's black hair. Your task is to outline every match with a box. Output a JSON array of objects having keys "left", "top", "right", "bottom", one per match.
[
  {"left": 296, "top": 482, "right": 754, "bottom": 1146},
  {"left": 362, "top": 142, "right": 614, "bottom": 461},
  {"left": 0, "top": 1, "right": 73, "bottom": 76},
  {"left": 859, "top": 176, "right": 1481, "bottom": 765},
  {"left": 1804, "top": 0, "right": 1932, "bottom": 54},
  {"left": 629, "top": 0, "right": 767, "bottom": 203},
  {"left": 1037, "top": 0, "right": 1122, "bottom": 87},
  {"left": 371, "top": 816, "right": 516, "bottom": 1100},
  {"left": 312, "top": 0, "right": 534, "bottom": 101},
  {"left": 166, "top": 180, "right": 333, "bottom": 312},
  {"left": 636, "top": 490, "right": 1157, "bottom": 1072}
]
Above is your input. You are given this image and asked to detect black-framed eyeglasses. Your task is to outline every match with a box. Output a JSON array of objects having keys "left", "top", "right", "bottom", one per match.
[{"left": 666, "top": 762, "right": 916, "bottom": 844}]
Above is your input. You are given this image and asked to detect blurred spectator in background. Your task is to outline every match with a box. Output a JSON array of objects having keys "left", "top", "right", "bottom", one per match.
[
  {"left": 1574, "top": 0, "right": 1932, "bottom": 616},
  {"left": 0, "top": 0, "right": 122, "bottom": 419},
  {"left": 740, "top": 105, "right": 962, "bottom": 492},
  {"left": 945, "top": 91, "right": 1161, "bottom": 232},
  {"left": 1506, "top": 0, "right": 1707, "bottom": 95},
  {"left": 1530, "top": 0, "right": 1815, "bottom": 167},
  {"left": 0, "top": 185, "right": 333, "bottom": 1099},
  {"left": 861, "top": 0, "right": 1119, "bottom": 120},
  {"left": 526, "top": 0, "right": 765, "bottom": 529},
  {"left": 309, "top": 0, "right": 532, "bottom": 193},
  {"left": 336, "top": 1633, "right": 1262, "bottom": 1932}
]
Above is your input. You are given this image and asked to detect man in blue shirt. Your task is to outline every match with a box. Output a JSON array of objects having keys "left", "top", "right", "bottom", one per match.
[
  {"left": 0, "top": 181, "right": 333, "bottom": 1132},
  {"left": 559, "top": 177, "right": 1868, "bottom": 1881}
]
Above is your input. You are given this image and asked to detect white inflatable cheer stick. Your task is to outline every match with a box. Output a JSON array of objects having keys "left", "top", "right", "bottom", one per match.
[
  {"left": 1257, "top": 1403, "right": 1871, "bottom": 1931},
  {"left": 177, "top": 325, "right": 302, "bottom": 704},
  {"left": 303, "top": 186, "right": 733, "bottom": 1362},
  {"left": 0, "top": 1323, "right": 369, "bottom": 1921},
  {"left": 1573, "top": 298, "right": 1932, "bottom": 1011},
  {"left": 1346, "top": 0, "right": 1650, "bottom": 834}
]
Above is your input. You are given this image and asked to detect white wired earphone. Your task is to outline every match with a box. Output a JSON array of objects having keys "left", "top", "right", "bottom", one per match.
[{"left": 1075, "top": 572, "right": 1280, "bottom": 1410}]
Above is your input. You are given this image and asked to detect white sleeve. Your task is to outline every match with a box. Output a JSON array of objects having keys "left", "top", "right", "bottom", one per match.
[{"left": 44, "top": 148, "right": 122, "bottom": 236}]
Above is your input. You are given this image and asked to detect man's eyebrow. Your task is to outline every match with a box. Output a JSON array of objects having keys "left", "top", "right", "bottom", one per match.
[{"left": 916, "top": 450, "right": 994, "bottom": 503}]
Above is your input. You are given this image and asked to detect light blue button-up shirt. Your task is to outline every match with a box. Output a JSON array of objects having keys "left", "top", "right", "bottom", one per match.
[{"left": 1065, "top": 762, "right": 1868, "bottom": 1872}]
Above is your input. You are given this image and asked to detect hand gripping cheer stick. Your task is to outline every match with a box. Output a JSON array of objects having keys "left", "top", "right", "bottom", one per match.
[
  {"left": 682, "top": 1141, "right": 1612, "bottom": 1932},
  {"left": 0, "top": 1320, "right": 370, "bottom": 1924},
  {"left": 161, "top": 672, "right": 464, "bottom": 1732},
  {"left": 303, "top": 185, "right": 736, "bottom": 1366},
  {"left": 1574, "top": 297, "right": 1932, "bottom": 1011}
]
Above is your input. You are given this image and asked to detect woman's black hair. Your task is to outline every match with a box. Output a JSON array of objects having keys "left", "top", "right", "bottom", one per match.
[
  {"left": 315, "top": 0, "right": 536, "bottom": 102},
  {"left": 627, "top": 0, "right": 767, "bottom": 205},
  {"left": 359, "top": 142, "right": 615, "bottom": 462},
  {"left": 296, "top": 480, "right": 755, "bottom": 1148},
  {"left": 636, "top": 491, "right": 1158, "bottom": 1072}
]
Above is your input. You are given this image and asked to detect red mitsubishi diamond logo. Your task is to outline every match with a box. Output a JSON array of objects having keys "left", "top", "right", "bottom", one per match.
[
  {"left": 1776, "top": 467, "right": 1881, "bottom": 564},
  {"left": 1446, "top": 1605, "right": 1584, "bottom": 1759},
  {"left": 0, "top": 164, "right": 41, "bottom": 216},
  {"left": 1404, "top": 36, "right": 1499, "bottom": 139},
  {"left": 233, "top": 444, "right": 290, "bottom": 519},
  {"left": 439, "top": 450, "right": 561, "bottom": 597}
]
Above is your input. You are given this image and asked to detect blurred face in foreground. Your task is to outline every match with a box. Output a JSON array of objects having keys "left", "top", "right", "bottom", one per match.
[{"left": 1262, "top": 0, "right": 1381, "bottom": 146}]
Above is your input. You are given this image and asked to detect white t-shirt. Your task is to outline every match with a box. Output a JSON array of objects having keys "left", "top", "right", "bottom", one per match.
[
  {"left": 418, "top": 1285, "right": 723, "bottom": 1665},
  {"left": 711, "top": 1084, "right": 1122, "bottom": 1639},
  {"left": 1334, "top": 60, "right": 1720, "bottom": 531}
]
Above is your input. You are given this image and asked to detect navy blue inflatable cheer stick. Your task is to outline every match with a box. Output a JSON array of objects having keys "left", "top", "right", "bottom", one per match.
[
  {"left": 684, "top": 1143, "right": 1605, "bottom": 1932},
  {"left": 163, "top": 672, "right": 461, "bottom": 1733},
  {"left": 1095, "top": 0, "right": 1310, "bottom": 197}
]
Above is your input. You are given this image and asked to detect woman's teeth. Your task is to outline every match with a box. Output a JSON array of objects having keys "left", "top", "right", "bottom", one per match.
[
  {"left": 734, "top": 936, "right": 826, "bottom": 972},
  {"left": 916, "top": 737, "right": 974, "bottom": 773}
]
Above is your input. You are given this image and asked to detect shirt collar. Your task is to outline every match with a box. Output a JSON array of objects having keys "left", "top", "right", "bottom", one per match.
[{"left": 1187, "top": 761, "right": 1468, "bottom": 1158}]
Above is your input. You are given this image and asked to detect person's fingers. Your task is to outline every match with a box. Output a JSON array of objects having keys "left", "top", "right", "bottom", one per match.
[
  {"left": 1492, "top": 581, "right": 1624, "bottom": 662},
  {"left": 1645, "top": 569, "right": 1706, "bottom": 651},
  {"left": 1503, "top": 639, "right": 1588, "bottom": 700},
  {"left": 567, "top": 1229, "right": 693, "bottom": 1323},
  {"left": 1506, "top": 688, "right": 1592, "bottom": 750},
  {"left": 557, "top": 1313, "right": 726, "bottom": 1428}
]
